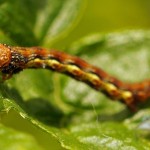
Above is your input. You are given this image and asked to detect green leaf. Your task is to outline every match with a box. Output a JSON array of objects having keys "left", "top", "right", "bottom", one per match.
[
  {"left": 0, "top": 30, "right": 150, "bottom": 149},
  {"left": 0, "top": 0, "right": 85, "bottom": 46},
  {"left": 69, "top": 122, "right": 150, "bottom": 150},
  {"left": 0, "top": 123, "right": 42, "bottom": 150},
  {"left": 0, "top": 0, "right": 150, "bottom": 149}
]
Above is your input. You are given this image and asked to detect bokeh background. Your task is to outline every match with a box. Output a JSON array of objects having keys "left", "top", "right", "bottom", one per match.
[
  {"left": 1, "top": 0, "right": 150, "bottom": 149},
  {"left": 58, "top": 0, "right": 150, "bottom": 48}
]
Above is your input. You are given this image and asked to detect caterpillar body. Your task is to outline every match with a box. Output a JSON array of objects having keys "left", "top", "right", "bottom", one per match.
[{"left": 0, "top": 44, "right": 149, "bottom": 111}]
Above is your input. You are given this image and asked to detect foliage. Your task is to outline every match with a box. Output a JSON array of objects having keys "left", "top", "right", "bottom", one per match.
[{"left": 0, "top": 0, "right": 150, "bottom": 149}]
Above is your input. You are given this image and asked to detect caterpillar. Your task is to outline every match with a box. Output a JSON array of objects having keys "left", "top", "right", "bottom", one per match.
[{"left": 0, "top": 43, "right": 149, "bottom": 111}]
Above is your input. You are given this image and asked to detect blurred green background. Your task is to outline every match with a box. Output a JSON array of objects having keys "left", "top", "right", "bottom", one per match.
[
  {"left": 1, "top": 0, "right": 150, "bottom": 149},
  {"left": 58, "top": 0, "right": 150, "bottom": 48}
]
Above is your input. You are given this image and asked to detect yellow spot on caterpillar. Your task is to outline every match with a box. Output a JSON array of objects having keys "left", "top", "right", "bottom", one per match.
[
  {"left": 104, "top": 83, "right": 117, "bottom": 91},
  {"left": 121, "top": 91, "right": 133, "bottom": 104},
  {"left": 122, "top": 91, "right": 132, "bottom": 99},
  {"left": 103, "top": 83, "right": 119, "bottom": 97},
  {"left": 86, "top": 73, "right": 102, "bottom": 89},
  {"left": 66, "top": 64, "right": 80, "bottom": 73},
  {"left": 47, "top": 59, "right": 60, "bottom": 66},
  {"left": 86, "top": 73, "right": 100, "bottom": 82}
]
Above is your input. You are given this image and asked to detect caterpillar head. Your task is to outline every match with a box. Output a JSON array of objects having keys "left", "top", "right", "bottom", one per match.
[{"left": 0, "top": 44, "right": 11, "bottom": 68}]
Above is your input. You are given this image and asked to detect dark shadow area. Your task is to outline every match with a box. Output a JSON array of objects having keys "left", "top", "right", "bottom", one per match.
[
  {"left": 0, "top": 83, "right": 65, "bottom": 127},
  {"left": 137, "top": 99, "right": 150, "bottom": 110},
  {"left": 97, "top": 109, "right": 133, "bottom": 122},
  {"left": 25, "top": 98, "right": 64, "bottom": 127}
]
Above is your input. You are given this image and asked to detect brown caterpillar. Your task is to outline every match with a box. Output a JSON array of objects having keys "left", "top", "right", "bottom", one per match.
[{"left": 0, "top": 43, "right": 149, "bottom": 111}]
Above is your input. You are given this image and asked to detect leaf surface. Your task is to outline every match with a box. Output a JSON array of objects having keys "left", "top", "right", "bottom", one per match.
[{"left": 1, "top": 30, "right": 150, "bottom": 149}]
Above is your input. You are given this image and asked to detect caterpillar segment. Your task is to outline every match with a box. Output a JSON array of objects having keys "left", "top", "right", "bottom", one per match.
[{"left": 0, "top": 43, "right": 149, "bottom": 111}]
